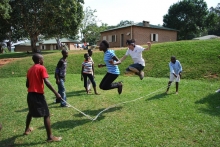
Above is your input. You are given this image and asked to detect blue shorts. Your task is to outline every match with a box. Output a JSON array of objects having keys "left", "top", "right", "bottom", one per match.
[{"left": 126, "top": 63, "right": 144, "bottom": 72}]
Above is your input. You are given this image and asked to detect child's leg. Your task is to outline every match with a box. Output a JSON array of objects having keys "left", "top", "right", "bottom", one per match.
[
  {"left": 175, "top": 82, "right": 179, "bottom": 94},
  {"left": 24, "top": 112, "right": 32, "bottom": 134},
  {"left": 83, "top": 73, "right": 89, "bottom": 94},
  {"left": 166, "top": 81, "right": 172, "bottom": 93},
  {"left": 88, "top": 74, "right": 99, "bottom": 94}
]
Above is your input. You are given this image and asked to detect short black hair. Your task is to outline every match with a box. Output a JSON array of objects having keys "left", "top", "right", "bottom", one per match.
[
  {"left": 101, "top": 40, "right": 109, "bottom": 48},
  {"left": 88, "top": 49, "right": 92, "bottom": 52},
  {"left": 61, "top": 49, "right": 67, "bottom": 55},
  {"left": 32, "top": 53, "right": 42, "bottom": 63},
  {"left": 84, "top": 53, "right": 89, "bottom": 58},
  {"left": 126, "top": 39, "right": 135, "bottom": 45}
]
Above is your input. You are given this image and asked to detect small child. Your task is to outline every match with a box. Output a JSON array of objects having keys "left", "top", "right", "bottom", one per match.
[
  {"left": 87, "top": 49, "right": 93, "bottom": 91},
  {"left": 166, "top": 56, "right": 182, "bottom": 94},
  {"left": 81, "top": 53, "right": 99, "bottom": 95}
]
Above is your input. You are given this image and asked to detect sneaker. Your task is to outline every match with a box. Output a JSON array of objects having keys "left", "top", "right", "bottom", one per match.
[
  {"left": 215, "top": 89, "right": 220, "bottom": 93},
  {"left": 118, "top": 82, "right": 123, "bottom": 95},
  {"left": 139, "top": 71, "right": 144, "bottom": 80},
  {"left": 47, "top": 136, "right": 62, "bottom": 142},
  {"left": 60, "top": 105, "right": 70, "bottom": 108},
  {"left": 54, "top": 98, "right": 61, "bottom": 103}
]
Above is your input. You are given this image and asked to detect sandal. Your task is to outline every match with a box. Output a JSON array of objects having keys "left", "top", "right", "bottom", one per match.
[
  {"left": 23, "top": 127, "right": 34, "bottom": 135},
  {"left": 47, "top": 136, "right": 62, "bottom": 142}
]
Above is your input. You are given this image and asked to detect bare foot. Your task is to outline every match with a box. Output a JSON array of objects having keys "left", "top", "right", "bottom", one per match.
[
  {"left": 23, "top": 127, "right": 34, "bottom": 135},
  {"left": 47, "top": 136, "right": 62, "bottom": 142}
]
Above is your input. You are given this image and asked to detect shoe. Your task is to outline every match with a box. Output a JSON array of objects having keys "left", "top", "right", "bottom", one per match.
[
  {"left": 215, "top": 89, "right": 220, "bottom": 93},
  {"left": 60, "top": 105, "right": 70, "bottom": 108},
  {"left": 54, "top": 98, "right": 61, "bottom": 103},
  {"left": 139, "top": 71, "right": 144, "bottom": 80},
  {"left": 118, "top": 82, "right": 123, "bottom": 95},
  {"left": 47, "top": 136, "right": 62, "bottom": 142}
]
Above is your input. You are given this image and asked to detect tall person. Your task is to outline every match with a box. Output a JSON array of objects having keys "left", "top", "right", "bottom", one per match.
[
  {"left": 55, "top": 50, "right": 69, "bottom": 107},
  {"left": 25, "top": 53, "right": 62, "bottom": 142}
]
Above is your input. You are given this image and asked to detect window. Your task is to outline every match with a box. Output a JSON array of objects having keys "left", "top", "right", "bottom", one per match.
[
  {"left": 108, "top": 35, "right": 112, "bottom": 42},
  {"left": 103, "top": 36, "right": 106, "bottom": 40},
  {"left": 112, "top": 35, "right": 117, "bottom": 42},
  {"left": 151, "top": 33, "right": 158, "bottom": 42}
]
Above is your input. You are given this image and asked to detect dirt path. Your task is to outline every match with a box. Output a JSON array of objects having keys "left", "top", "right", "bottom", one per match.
[{"left": 0, "top": 58, "right": 18, "bottom": 67}]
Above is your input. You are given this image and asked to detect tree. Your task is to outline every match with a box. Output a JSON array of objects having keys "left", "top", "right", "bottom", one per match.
[
  {"left": 82, "top": 23, "right": 108, "bottom": 45},
  {"left": 163, "top": 0, "right": 215, "bottom": 40},
  {"left": 9, "top": 0, "right": 84, "bottom": 52},
  {"left": 116, "top": 20, "right": 134, "bottom": 27},
  {"left": 79, "top": 6, "right": 99, "bottom": 44},
  {"left": 0, "top": 0, "right": 11, "bottom": 19},
  {"left": 208, "top": 3, "right": 220, "bottom": 36}
]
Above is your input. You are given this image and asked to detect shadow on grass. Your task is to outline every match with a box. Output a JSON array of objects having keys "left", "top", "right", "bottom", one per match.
[
  {"left": 0, "top": 134, "right": 45, "bottom": 147},
  {"left": 195, "top": 92, "right": 220, "bottom": 116},
  {"left": 146, "top": 92, "right": 168, "bottom": 101},
  {"left": 66, "top": 90, "right": 86, "bottom": 96},
  {"left": 15, "top": 107, "right": 29, "bottom": 112}
]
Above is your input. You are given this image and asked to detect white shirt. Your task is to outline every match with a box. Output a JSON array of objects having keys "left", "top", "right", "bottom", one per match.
[
  {"left": 169, "top": 60, "right": 182, "bottom": 74},
  {"left": 125, "top": 45, "right": 145, "bottom": 66}
]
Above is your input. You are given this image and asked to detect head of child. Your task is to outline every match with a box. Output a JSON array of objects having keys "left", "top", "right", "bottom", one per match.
[
  {"left": 171, "top": 56, "right": 176, "bottom": 64},
  {"left": 84, "top": 53, "right": 90, "bottom": 61},
  {"left": 88, "top": 49, "right": 93, "bottom": 57},
  {"left": 62, "top": 49, "right": 68, "bottom": 58},
  {"left": 126, "top": 39, "right": 135, "bottom": 50},
  {"left": 32, "top": 53, "right": 44, "bottom": 65},
  {"left": 99, "top": 40, "right": 109, "bottom": 51}
]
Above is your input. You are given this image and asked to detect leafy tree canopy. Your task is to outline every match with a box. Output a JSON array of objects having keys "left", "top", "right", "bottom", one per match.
[{"left": 163, "top": 0, "right": 216, "bottom": 40}]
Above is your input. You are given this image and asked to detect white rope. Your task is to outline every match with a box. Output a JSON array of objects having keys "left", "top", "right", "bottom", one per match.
[{"left": 61, "top": 86, "right": 166, "bottom": 121}]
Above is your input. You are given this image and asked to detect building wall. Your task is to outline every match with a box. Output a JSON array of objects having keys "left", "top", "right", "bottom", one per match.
[
  {"left": 98, "top": 26, "right": 177, "bottom": 48},
  {"left": 15, "top": 46, "right": 39, "bottom": 52}
]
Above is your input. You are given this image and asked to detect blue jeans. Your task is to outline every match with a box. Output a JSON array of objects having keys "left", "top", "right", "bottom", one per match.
[{"left": 58, "top": 78, "right": 66, "bottom": 106}]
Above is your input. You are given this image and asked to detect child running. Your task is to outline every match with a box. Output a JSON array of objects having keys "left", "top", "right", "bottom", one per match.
[{"left": 81, "top": 53, "right": 99, "bottom": 95}]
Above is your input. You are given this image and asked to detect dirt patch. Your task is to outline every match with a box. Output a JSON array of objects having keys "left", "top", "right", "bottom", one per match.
[{"left": 0, "top": 58, "right": 18, "bottom": 67}]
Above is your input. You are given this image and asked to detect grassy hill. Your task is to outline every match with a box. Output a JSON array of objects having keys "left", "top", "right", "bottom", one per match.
[{"left": 0, "top": 39, "right": 220, "bottom": 80}]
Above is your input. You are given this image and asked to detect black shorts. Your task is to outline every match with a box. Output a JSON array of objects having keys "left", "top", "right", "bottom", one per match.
[{"left": 27, "top": 92, "right": 50, "bottom": 117}]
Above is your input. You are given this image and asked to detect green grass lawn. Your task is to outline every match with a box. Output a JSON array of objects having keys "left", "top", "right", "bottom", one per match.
[
  {"left": 0, "top": 74, "right": 220, "bottom": 146},
  {"left": 0, "top": 39, "right": 220, "bottom": 146}
]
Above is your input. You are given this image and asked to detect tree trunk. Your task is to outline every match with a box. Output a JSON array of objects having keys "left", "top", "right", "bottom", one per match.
[
  {"left": 55, "top": 37, "right": 62, "bottom": 49},
  {"left": 30, "top": 33, "right": 38, "bottom": 53}
]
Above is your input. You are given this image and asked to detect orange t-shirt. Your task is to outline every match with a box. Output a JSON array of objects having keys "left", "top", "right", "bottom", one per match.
[{"left": 27, "top": 64, "right": 49, "bottom": 94}]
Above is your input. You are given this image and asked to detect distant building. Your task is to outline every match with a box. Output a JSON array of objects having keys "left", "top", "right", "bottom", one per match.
[
  {"left": 14, "top": 38, "right": 81, "bottom": 52},
  {"left": 97, "top": 20, "right": 178, "bottom": 47},
  {"left": 193, "top": 35, "right": 219, "bottom": 40}
]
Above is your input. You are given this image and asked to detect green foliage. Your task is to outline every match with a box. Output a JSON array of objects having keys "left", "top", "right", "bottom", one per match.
[
  {"left": 163, "top": 0, "right": 215, "bottom": 40},
  {"left": 7, "top": 0, "right": 84, "bottom": 52},
  {"left": 0, "top": 0, "right": 11, "bottom": 19},
  {"left": 0, "top": 39, "right": 220, "bottom": 81},
  {"left": 208, "top": 3, "right": 220, "bottom": 36}
]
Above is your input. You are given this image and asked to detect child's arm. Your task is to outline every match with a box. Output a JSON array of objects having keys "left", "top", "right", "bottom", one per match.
[{"left": 81, "top": 66, "right": 84, "bottom": 81}]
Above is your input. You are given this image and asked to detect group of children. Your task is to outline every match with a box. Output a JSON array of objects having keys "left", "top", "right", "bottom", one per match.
[{"left": 23, "top": 38, "right": 183, "bottom": 142}]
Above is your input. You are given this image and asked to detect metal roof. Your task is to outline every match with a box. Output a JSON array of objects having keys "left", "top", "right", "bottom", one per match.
[{"left": 101, "top": 22, "right": 178, "bottom": 33}]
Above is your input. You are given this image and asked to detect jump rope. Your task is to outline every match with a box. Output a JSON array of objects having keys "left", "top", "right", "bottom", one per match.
[{"left": 60, "top": 86, "right": 167, "bottom": 121}]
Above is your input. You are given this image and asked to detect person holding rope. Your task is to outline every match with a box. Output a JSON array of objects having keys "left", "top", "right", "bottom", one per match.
[
  {"left": 98, "top": 40, "right": 123, "bottom": 94},
  {"left": 114, "top": 39, "right": 151, "bottom": 80},
  {"left": 24, "top": 53, "right": 62, "bottom": 142},
  {"left": 166, "top": 56, "right": 182, "bottom": 94}
]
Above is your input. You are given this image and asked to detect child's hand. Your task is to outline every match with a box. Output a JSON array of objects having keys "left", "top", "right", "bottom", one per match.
[
  {"left": 98, "top": 64, "right": 102, "bottom": 68},
  {"left": 109, "top": 59, "right": 114, "bottom": 65}
]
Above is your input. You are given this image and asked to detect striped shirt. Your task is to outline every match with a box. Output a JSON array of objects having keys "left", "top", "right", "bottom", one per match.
[
  {"left": 82, "top": 60, "right": 93, "bottom": 74},
  {"left": 104, "top": 50, "right": 120, "bottom": 74}
]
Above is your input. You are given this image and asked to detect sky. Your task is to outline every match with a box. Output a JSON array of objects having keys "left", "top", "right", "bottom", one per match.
[{"left": 83, "top": 0, "right": 219, "bottom": 26}]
